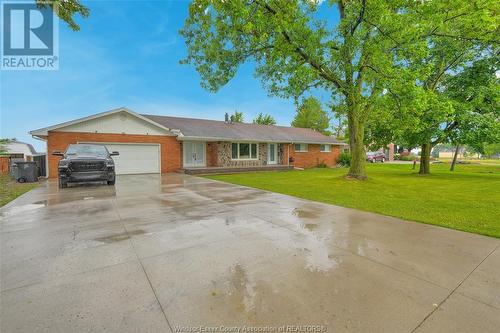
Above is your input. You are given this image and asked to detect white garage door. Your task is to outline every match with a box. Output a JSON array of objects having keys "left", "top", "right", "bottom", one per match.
[{"left": 92, "top": 143, "right": 160, "bottom": 175}]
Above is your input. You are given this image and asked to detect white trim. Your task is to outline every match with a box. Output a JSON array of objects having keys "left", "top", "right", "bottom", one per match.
[
  {"left": 183, "top": 141, "right": 206, "bottom": 168},
  {"left": 78, "top": 141, "right": 161, "bottom": 145},
  {"left": 231, "top": 142, "right": 259, "bottom": 161},
  {"left": 45, "top": 146, "right": 49, "bottom": 178},
  {"left": 267, "top": 143, "right": 278, "bottom": 165},
  {"left": 320, "top": 144, "right": 332, "bottom": 152},
  {"left": 30, "top": 107, "right": 175, "bottom": 137},
  {"left": 294, "top": 143, "right": 309, "bottom": 152}
]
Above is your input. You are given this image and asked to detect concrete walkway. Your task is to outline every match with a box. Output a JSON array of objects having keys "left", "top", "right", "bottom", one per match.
[{"left": 1, "top": 174, "right": 499, "bottom": 332}]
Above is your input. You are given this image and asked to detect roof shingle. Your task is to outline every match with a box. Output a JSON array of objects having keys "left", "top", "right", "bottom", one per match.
[{"left": 141, "top": 114, "right": 346, "bottom": 145}]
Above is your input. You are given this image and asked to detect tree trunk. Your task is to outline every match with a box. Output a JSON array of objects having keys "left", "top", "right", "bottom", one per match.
[
  {"left": 347, "top": 111, "right": 367, "bottom": 179},
  {"left": 419, "top": 142, "right": 432, "bottom": 175},
  {"left": 450, "top": 144, "right": 460, "bottom": 171}
]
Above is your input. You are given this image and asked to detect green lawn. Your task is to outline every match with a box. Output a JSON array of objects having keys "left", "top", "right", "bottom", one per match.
[
  {"left": 436, "top": 158, "right": 500, "bottom": 165},
  {"left": 206, "top": 163, "right": 500, "bottom": 238},
  {"left": 0, "top": 175, "right": 37, "bottom": 207}
]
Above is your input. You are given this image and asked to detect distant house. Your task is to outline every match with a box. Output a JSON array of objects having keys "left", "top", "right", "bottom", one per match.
[
  {"left": 438, "top": 151, "right": 464, "bottom": 159},
  {"left": 30, "top": 107, "right": 348, "bottom": 178},
  {"left": 0, "top": 141, "right": 46, "bottom": 176},
  {"left": 2, "top": 141, "right": 40, "bottom": 162}
]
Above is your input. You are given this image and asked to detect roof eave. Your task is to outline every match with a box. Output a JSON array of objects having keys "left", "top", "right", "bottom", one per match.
[
  {"left": 177, "top": 135, "right": 348, "bottom": 145},
  {"left": 29, "top": 107, "right": 175, "bottom": 136}
]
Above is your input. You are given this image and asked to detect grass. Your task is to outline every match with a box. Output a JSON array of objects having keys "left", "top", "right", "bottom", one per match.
[
  {"left": 0, "top": 174, "right": 38, "bottom": 207},
  {"left": 436, "top": 158, "right": 500, "bottom": 165},
  {"left": 206, "top": 163, "right": 500, "bottom": 238}
]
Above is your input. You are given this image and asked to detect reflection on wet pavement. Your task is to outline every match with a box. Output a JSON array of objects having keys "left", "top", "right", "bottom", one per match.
[{"left": 1, "top": 173, "right": 499, "bottom": 332}]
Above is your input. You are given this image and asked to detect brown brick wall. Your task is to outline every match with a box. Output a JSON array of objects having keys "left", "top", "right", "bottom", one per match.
[
  {"left": 0, "top": 156, "right": 9, "bottom": 174},
  {"left": 288, "top": 144, "right": 341, "bottom": 168},
  {"left": 206, "top": 142, "right": 218, "bottom": 167},
  {"left": 207, "top": 142, "right": 341, "bottom": 168},
  {"left": 47, "top": 131, "right": 181, "bottom": 178}
]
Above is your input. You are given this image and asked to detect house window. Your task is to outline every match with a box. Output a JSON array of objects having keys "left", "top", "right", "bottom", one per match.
[
  {"left": 320, "top": 144, "right": 331, "bottom": 152},
  {"left": 231, "top": 142, "right": 258, "bottom": 160},
  {"left": 231, "top": 143, "right": 238, "bottom": 159},
  {"left": 294, "top": 143, "right": 308, "bottom": 152},
  {"left": 240, "top": 143, "right": 250, "bottom": 158},
  {"left": 251, "top": 143, "right": 257, "bottom": 158}
]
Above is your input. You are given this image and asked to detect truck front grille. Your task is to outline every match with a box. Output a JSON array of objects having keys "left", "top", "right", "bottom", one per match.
[{"left": 69, "top": 161, "right": 105, "bottom": 172}]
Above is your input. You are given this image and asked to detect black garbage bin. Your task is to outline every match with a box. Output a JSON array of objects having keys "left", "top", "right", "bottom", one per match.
[{"left": 13, "top": 161, "right": 38, "bottom": 183}]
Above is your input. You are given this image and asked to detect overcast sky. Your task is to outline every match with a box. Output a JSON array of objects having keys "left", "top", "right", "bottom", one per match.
[{"left": 2, "top": 0, "right": 331, "bottom": 152}]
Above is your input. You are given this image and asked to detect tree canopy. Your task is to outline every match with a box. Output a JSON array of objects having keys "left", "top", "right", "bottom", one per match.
[
  {"left": 483, "top": 143, "right": 500, "bottom": 158},
  {"left": 373, "top": 51, "right": 499, "bottom": 173},
  {"left": 231, "top": 111, "right": 244, "bottom": 123},
  {"left": 369, "top": 2, "right": 499, "bottom": 174},
  {"left": 444, "top": 57, "right": 500, "bottom": 153},
  {"left": 291, "top": 97, "right": 331, "bottom": 135},
  {"left": 36, "top": 0, "right": 89, "bottom": 31},
  {"left": 0, "top": 139, "right": 13, "bottom": 155},
  {"left": 253, "top": 113, "right": 276, "bottom": 125},
  {"left": 181, "top": 0, "right": 498, "bottom": 179}
]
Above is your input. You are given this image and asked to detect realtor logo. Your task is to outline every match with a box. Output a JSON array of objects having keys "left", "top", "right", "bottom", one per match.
[{"left": 1, "top": 2, "right": 59, "bottom": 70}]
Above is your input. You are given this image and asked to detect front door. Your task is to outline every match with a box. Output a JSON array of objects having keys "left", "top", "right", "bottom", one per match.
[
  {"left": 183, "top": 142, "right": 206, "bottom": 167},
  {"left": 268, "top": 143, "right": 278, "bottom": 165}
]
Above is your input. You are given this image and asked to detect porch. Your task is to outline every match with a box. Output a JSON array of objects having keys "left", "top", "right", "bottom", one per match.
[
  {"left": 182, "top": 141, "right": 287, "bottom": 169},
  {"left": 182, "top": 164, "right": 293, "bottom": 175}
]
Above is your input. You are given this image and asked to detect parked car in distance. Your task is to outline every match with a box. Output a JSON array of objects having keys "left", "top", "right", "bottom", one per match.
[
  {"left": 52, "top": 144, "right": 119, "bottom": 188},
  {"left": 366, "top": 151, "right": 386, "bottom": 163}
]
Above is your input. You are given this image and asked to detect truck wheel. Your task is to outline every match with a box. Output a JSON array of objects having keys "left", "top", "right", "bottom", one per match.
[
  {"left": 17, "top": 177, "right": 27, "bottom": 183},
  {"left": 107, "top": 179, "right": 115, "bottom": 186},
  {"left": 59, "top": 179, "right": 68, "bottom": 188},
  {"left": 381, "top": 158, "right": 385, "bottom": 163}
]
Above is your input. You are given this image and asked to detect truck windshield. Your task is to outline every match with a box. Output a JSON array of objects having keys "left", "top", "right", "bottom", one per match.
[{"left": 66, "top": 144, "right": 108, "bottom": 157}]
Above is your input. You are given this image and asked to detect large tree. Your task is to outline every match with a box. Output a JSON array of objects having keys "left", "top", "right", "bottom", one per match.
[
  {"left": 377, "top": 53, "right": 499, "bottom": 174},
  {"left": 253, "top": 113, "right": 277, "bottom": 125},
  {"left": 36, "top": 0, "right": 89, "bottom": 31},
  {"left": 231, "top": 111, "right": 244, "bottom": 122},
  {"left": 369, "top": 6, "right": 498, "bottom": 174},
  {"left": 0, "top": 139, "right": 12, "bottom": 155},
  {"left": 445, "top": 56, "right": 500, "bottom": 166},
  {"left": 180, "top": 0, "right": 495, "bottom": 179},
  {"left": 390, "top": 8, "right": 497, "bottom": 174},
  {"left": 291, "top": 97, "right": 331, "bottom": 134},
  {"left": 483, "top": 143, "right": 500, "bottom": 158}
]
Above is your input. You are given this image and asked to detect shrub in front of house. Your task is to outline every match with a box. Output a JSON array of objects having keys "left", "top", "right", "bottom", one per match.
[
  {"left": 400, "top": 154, "right": 419, "bottom": 161},
  {"left": 336, "top": 152, "right": 351, "bottom": 167},
  {"left": 317, "top": 160, "right": 328, "bottom": 168}
]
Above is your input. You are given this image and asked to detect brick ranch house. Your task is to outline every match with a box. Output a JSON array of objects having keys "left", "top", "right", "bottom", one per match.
[{"left": 30, "top": 108, "right": 346, "bottom": 178}]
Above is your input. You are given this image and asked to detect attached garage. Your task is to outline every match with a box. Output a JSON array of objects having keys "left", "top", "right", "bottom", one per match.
[
  {"left": 29, "top": 108, "right": 181, "bottom": 178},
  {"left": 81, "top": 143, "right": 160, "bottom": 175}
]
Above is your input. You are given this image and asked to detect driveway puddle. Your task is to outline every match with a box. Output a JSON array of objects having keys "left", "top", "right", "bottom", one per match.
[
  {"left": 292, "top": 208, "right": 319, "bottom": 219},
  {"left": 94, "top": 230, "right": 145, "bottom": 243},
  {"left": 1, "top": 203, "right": 46, "bottom": 217},
  {"left": 303, "top": 223, "right": 318, "bottom": 231}
]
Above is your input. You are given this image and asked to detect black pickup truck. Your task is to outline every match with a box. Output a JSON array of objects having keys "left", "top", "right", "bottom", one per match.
[{"left": 52, "top": 144, "right": 119, "bottom": 188}]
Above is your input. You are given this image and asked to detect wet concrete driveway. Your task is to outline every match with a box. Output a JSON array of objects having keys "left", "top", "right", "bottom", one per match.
[{"left": 1, "top": 174, "right": 499, "bottom": 332}]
